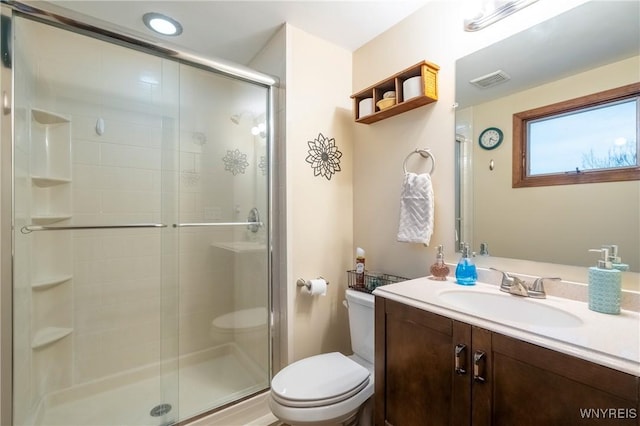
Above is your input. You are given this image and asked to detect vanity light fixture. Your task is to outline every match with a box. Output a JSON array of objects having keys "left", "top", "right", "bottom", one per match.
[
  {"left": 143, "top": 12, "right": 183, "bottom": 36},
  {"left": 464, "top": 0, "right": 539, "bottom": 32}
]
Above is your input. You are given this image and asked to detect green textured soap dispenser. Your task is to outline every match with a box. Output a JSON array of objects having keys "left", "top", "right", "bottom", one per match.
[{"left": 587, "top": 247, "right": 622, "bottom": 315}]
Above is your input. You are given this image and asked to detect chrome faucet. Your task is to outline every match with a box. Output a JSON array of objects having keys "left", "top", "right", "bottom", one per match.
[{"left": 491, "top": 268, "right": 560, "bottom": 299}]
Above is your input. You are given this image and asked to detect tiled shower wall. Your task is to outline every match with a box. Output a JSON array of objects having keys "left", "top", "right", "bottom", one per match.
[
  {"left": 14, "top": 17, "right": 266, "bottom": 421},
  {"left": 28, "top": 20, "right": 181, "bottom": 387}
]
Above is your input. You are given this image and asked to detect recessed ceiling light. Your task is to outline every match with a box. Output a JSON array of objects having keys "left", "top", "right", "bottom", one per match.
[{"left": 143, "top": 12, "right": 183, "bottom": 36}]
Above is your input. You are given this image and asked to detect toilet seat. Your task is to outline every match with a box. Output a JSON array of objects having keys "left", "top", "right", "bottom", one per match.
[{"left": 271, "top": 352, "right": 370, "bottom": 408}]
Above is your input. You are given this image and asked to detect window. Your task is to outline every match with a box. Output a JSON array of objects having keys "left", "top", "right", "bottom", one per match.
[{"left": 513, "top": 83, "right": 640, "bottom": 187}]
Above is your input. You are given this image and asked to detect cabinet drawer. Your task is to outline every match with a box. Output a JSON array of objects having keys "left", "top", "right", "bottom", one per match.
[
  {"left": 492, "top": 333, "right": 639, "bottom": 401},
  {"left": 384, "top": 298, "right": 452, "bottom": 335}
]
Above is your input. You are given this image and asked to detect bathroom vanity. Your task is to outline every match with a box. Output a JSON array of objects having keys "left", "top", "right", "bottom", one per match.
[{"left": 373, "top": 278, "right": 640, "bottom": 426}]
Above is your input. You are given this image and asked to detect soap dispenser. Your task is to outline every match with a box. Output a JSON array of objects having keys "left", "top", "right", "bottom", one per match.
[
  {"left": 588, "top": 247, "right": 622, "bottom": 315},
  {"left": 455, "top": 242, "right": 477, "bottom": 286},
  {"left": 429, "top": 245, "right": 450, "bottom": 281},
  {"left": 605, "top": 245, "right": 629, "bottom": 272},
  {"left": 355, "top": 247, "right": 366, "bottom": 289}
]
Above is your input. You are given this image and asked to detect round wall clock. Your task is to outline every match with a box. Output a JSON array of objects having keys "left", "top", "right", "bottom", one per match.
[{"left": 478, "top": 127, "right": 503, "bottom": 150}]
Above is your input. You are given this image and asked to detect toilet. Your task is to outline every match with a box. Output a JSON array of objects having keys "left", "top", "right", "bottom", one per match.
[{"left": 269, "top": 289, "right": 375, "bottom": 426}]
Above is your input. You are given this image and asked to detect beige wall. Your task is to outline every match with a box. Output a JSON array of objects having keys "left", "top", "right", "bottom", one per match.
[
  {"left": 470, "top": 56, "right": 640, "bottom": 271},
  {"left": 351, "top": 0, "right": 639, "bottom": 291},
  {"left": 285, "top": 25, "right": 354, "bottom": 362},
  {"left": 352, "top": 0, "right": 640, "bottom": 289},
  {"left": 352, "top": 1, "right": 460, "bottom": 279}
]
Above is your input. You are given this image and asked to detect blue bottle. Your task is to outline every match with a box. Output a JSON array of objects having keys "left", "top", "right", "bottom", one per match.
[{"left": 455, "top": 243, "right": 477, "bottom": 286}]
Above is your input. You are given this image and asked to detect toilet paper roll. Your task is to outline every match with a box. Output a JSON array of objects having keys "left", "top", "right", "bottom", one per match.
[{"left": 308, "top": 278, "right": 327, "bottom": 296}]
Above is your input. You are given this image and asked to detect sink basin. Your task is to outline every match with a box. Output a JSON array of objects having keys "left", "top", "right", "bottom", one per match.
[{"left": 438, "top": 290, "right": 583, "bottom": 328}]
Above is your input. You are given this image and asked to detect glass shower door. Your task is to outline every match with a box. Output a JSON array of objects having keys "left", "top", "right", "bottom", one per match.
[
  {"left": 176, "top": 64, "right": 270, "bottom": 419},
  {"left": 11, "top": 10, "right": 271, "bottom": 426},
  {"left": 13, "top": 15, "right": 180, "bottom": 426}
]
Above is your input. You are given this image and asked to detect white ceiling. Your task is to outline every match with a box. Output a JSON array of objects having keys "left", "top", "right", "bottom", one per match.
[
  {"left": 42, "top": 0, "right": 431, "bottom": 65},
  {"left": 28, "top": 0, "right": 640, "bottom": 107}
]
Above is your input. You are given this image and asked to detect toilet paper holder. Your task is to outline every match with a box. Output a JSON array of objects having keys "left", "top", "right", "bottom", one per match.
[{"left": 297, "top": 277, "right": 330, "bottom": 289}]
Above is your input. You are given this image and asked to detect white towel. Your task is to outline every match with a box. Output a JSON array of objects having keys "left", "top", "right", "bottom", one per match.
[{"left": 397, "top": 172, "right": 434, "bottom": 245}]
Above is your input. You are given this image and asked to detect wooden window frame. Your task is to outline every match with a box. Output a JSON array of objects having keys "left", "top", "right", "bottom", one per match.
[{"left": 512, "top": 82, "right": 640, "bottom": 188}]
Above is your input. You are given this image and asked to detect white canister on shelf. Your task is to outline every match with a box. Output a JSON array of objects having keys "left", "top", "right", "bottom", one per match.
[
  {"left": 358, "top": 98, "right": 373, "bottom": 118},
  {"left": 403, "top": 76, "right": 423, "bottom": 101}
]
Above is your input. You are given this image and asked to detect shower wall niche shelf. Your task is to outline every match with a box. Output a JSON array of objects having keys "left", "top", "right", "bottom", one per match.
[
  {"left": 28, "top": 107, "right": 74, "bottom": 374},
  {"left": 30, "top": 108, "right": 72, "bottom": 224},
  {"left": 32, "top": 274, "right": 73, "bottom": 291},
  {"left": 31, "top": 176, "right": 72, "bottom": 187},
  {"left": 31, "top": 327, "right": 73, "bottom": 350},
  {"left": 32, "top": 108, "right": 69, "bottom": 125},
  {"left": 351, "top": 60, "right": 439, "bottom": 124},
  {"left": 31, "top": 108, "right": 71, "bottom": 180},
  {"left": 31, "top": 214, "right": 72, "bottom": 225}
]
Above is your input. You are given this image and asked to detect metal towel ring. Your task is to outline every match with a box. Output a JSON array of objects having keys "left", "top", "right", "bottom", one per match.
[{"left": 403, "top": 148, "right": 435, "bottom": 175}]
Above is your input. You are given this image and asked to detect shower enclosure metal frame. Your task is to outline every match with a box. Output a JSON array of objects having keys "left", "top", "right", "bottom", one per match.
[{"left": 0, "top": 1, "right": 280, "bottom": 424}]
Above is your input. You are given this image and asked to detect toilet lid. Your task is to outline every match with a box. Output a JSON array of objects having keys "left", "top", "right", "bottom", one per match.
[
  {"left": 271, "top": 352, "right": 370, "bottom": 408},
  {"left": 212, "top": 307, "right": 267, "bottom": 330}
]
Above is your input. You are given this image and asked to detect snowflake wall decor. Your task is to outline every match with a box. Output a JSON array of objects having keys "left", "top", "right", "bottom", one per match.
[
  {"left": 222, "top": 149, "right": 249, "bottom": 175},
  {"left": 305, "top": 133, "right": 342, "bottom": 181}
]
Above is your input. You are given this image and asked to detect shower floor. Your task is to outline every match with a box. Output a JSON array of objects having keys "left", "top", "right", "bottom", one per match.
[{"left": 37, "top": 344, "right": 268, "bottom": 426}]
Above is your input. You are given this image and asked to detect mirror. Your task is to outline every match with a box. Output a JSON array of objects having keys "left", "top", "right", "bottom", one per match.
[{"left": 455, "top": 1, "right": 640, "bottom": 272}]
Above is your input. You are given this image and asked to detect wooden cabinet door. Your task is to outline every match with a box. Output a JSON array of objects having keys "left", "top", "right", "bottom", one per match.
[
  {"left": 488, "top": 333, "right": 640, "bottom": 426},
  {"left": 375, "top": 297, "right": 471, "bottom": 426},
  {"left": 470, "top": 326, "right": 492, "bottom": 426},
  {"left": 375, "top": 298, "right": 639, "bottom": 426}
]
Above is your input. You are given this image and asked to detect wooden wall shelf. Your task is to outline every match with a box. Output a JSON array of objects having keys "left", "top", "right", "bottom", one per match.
[{"left": 351, "top": 60, "right": 439, "bottom": 124}]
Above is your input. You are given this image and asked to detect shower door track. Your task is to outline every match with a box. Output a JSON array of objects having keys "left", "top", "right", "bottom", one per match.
[{"left": 3, "top": 1, "right": 277, "bottom": 87}]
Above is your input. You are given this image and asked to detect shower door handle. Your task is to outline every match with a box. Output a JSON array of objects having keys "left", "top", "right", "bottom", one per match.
[
  {"left": 21, "top": 222, "right": 264, "bottom": 233},
  {"left": 174, "top": 222, "right": 263, "bottom": 228},
  {"left": 20, "top": 223, "right": 167, "bottom": 234}
]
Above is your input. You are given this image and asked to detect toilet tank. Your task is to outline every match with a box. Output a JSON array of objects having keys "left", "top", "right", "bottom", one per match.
[{"left": 346, "top": 289, "right": 375, "bottom": 364}]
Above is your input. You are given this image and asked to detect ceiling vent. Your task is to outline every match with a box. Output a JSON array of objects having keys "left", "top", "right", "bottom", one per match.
[{"left": 469, "top": 70, "right": 511, "bottom": 89}]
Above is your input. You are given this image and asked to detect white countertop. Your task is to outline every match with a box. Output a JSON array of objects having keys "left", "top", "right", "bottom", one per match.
[{"left": 373, "top": 277, "right": 640, "bottom": 376}]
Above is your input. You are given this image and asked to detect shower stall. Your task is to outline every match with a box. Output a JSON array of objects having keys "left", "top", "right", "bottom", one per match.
[{"left": 1, "top": 3, "right": 275, "bottom": 425}]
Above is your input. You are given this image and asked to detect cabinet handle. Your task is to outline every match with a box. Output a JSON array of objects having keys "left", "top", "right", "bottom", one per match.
[
  {"left": 454, "top": 344, "right": 467, "bottom": 375},
  {"left": 473, "top": 351, "right": 486, "bottom": 383}
]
